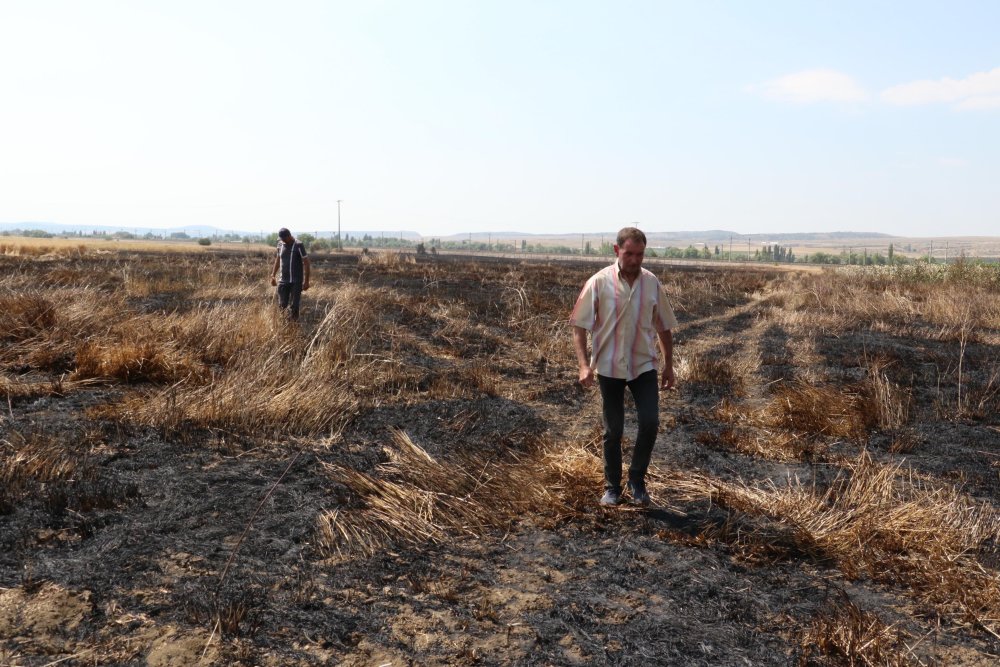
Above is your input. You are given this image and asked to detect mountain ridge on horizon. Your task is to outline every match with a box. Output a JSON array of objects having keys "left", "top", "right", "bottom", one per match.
[
  {"left": 446, "top": 229, "right": 899, "bottom": 242},
  {"left": 2, "top": 221, "right": 996, "bottom": 242}
]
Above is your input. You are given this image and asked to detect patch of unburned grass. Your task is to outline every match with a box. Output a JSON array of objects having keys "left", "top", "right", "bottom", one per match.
[
  {"left": 0, "top": 431, "right": 138, "bottom": 516},
  {"left": 770, "top": 267, "right": 1000, "bottom": 345},
  {"left": 73, "top": 340, "right": 208, "bottom": 384},
  {"left": 660, "top": 269, "right": 772, "bottom": 317},
  {"left": 0, "top": 294, "right": 57, "bottom": 342},
  {"left": 318, "top": 430, "right": 572, "bottom": 557},
  {"left": 358, "top": 250, "right": 415, "bottom": 270},
  {"left": 695, "top": 425, "right": 816, "bottom": 462},
  {"left": 796, "top": 594, "right": 920, "bottom": 667},
  {"left": 0, "top": 374, "right": 101, "bottom": 401},
  {"left": 744, "top": 367, "right": 911, "bottom": 442},
  {"left": 671, "top": 452, "right": 1000, "bottom": 639},
  {"left": 677, "top": 348, "right": 759, "bottom": 396},
  {"left": 112, "top": 343, "right": 360, "bottom": 439}
]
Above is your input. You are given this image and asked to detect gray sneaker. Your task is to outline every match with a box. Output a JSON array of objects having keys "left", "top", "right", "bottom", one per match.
[
  {"left": 600, "top": 488, "right": 623, "bottom": 506},
  {"left": 627, "top": 481, "right": 651, "bottom": 507}
]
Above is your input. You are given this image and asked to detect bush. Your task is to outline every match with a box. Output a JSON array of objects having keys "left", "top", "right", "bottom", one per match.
[{"left": 197, "top": 238, "right": 212, "bottom": 246}]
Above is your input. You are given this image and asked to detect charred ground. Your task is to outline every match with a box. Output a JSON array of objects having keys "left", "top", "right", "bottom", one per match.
[{"left": 2, "top": 245, "right": 1000, "bottom": 665}]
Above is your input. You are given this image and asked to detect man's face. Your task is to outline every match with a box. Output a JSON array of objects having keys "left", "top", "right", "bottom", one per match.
[{"left": 614, "top": 239, "right": 645, "bottom": 276}]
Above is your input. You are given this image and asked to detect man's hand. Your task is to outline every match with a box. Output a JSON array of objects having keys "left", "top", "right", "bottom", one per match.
[
  {"left": 572, "top": 326, "right": 593, "bottom": 388},
  {"left": 660, "top": 365, "right": 675, "bottom": 390},
  {"left": 270, "top": 276, "right": 277, "bottom": 287},
  {"left": 302, "top": 279, "right": 310, "bottom": 292}
]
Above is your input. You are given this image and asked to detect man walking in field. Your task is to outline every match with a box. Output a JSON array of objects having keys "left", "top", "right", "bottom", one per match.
[
  {"left": 571, "top": 227, "right": 677, "bottom": 507},
  {"left": 270, "top": 227, "right": 311, "bottom": 321}
]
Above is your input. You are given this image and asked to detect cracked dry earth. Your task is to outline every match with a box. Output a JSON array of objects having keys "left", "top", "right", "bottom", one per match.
[{"left": 2, "top": 249, "right": 1000, "bottom": 665}]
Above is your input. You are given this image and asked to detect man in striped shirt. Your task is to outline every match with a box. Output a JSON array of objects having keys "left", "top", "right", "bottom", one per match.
[{"left": 570, "top": 227, "right": 678, "bottom": 507}]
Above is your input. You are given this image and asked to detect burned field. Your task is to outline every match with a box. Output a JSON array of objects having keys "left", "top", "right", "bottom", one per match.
[{"left": 2, "top": 244, "right": 1000, "bottom": 666}]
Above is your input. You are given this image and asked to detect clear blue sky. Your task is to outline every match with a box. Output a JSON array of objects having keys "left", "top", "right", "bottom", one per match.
[{"left": 2, "top": 1, "right": 998, "bottom": 237}]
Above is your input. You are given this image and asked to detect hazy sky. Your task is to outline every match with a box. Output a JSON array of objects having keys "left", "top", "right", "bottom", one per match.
[{"left": 2, "top": 1, "right": 999, "bottom": 237}]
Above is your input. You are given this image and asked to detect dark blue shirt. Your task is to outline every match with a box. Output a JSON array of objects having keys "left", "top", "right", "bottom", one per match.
[{"left": 276, "top": 241, "right": 307, "bottom": 284}]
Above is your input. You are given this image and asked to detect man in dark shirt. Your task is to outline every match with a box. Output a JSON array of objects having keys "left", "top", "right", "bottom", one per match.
[{"left": 269, "top": 227, "right": 311, "bottom": 320}]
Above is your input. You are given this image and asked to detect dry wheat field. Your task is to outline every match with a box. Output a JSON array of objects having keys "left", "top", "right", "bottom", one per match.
[{"left": 2, "top": 241, "right": 1000, "bottom": 666}]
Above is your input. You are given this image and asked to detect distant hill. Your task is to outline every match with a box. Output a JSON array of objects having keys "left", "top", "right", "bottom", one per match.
[
  {"left": 0, "top": 222, "right": 972, "bottom": 244},
  {"left": 0, "top": 221, "right": 423, "bottom": 241},
  {"left": 0, "top": 221, "right": 243, "bottom": 237},
  {"left": 647, "top": 230, "right": 895, "bottom": 242},
  {"left": 437, "top": 229, "right": 898, "bottom": 243}
]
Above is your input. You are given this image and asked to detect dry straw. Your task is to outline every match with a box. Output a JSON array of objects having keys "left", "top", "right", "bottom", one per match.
[
  {"left": 797, "top": 594, "right": 920, "bottom": 667},
  {"left": 317, "top": 429, "right": 597, "bottom": 558},
  {"left": 671, "top": 451, "right": 1000, "bottom": 638}
]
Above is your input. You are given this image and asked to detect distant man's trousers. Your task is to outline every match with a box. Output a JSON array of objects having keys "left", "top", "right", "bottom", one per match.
[{"left": 277, "top": 282, "right": 303, "bottom": 320}]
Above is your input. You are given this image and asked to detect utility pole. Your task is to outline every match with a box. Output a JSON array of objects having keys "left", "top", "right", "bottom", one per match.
[
  {"left": 729, "top": 235, "right": 733, "bottom": 262},
  {"left": 747, "top": 236, "right": 751, "bottom": 262},
  {"left": 336, "top": 200, "right": 342, "bottom": 250}
]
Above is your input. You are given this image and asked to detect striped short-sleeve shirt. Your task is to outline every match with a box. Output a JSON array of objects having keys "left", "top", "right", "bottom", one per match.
[{"left": 570, "top": 262, "right": 678, "bottom": 381}]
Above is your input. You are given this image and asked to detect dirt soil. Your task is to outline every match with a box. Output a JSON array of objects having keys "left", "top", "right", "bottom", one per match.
[{"left": 2, "top": 249, "right": 999, "bottom": 665}]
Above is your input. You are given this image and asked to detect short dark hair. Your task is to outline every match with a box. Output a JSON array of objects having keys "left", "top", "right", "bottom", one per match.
[
  {"left": 616, "top": 227, "right": 646, "bottom": 247},
  {"left": 278, "top": 228, "right": 291, "bottom": 239}
]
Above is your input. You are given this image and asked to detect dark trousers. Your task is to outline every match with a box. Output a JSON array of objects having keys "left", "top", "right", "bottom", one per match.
[
  {"left": 598, "top": 370, "right": 659, "bottom": 491},
  {"left": 277, "top": 282, "right": 303, "bottom": 320}
]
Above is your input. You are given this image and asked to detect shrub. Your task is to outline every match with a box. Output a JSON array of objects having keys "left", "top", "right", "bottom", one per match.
[{"left": 197, "top": 238, "right": 212, "bottom": 246}]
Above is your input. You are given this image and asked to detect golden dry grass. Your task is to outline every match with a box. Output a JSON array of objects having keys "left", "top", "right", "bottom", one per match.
[
  {"left": 666, "top": 452, "right": 1000, "bottom": 637},
  {"left": 712, "top": 361, "right": 912, "bottom": 447},
  {"left": 0, "top": 430, "right": 136, "bottom": 515},
  {"left": 0, "top": 235, "right": 262, "bottom": 254},
  {"left": 0, "top": 294, "right": 57, "bottom": 342},
  {"left": 317, "top": 430, "right": 575, "bottom": 557},
  {"left": 677, "top": 348, "right": 760, "bottom": 395},
  {"left": 0, "top": 374, "right": 101, "bottom": 401},
  {"left": 72, "top": 340, "right": 207, "bottom": 384},
  {"left": 797, "top": 595, "right": 920, "bottom": 667},
  {"left": 762, "top": 265, "right": 1000, "bottom": 345},
  {"left": 357, "top": 250, "right": 415, "bottom": 269}
]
